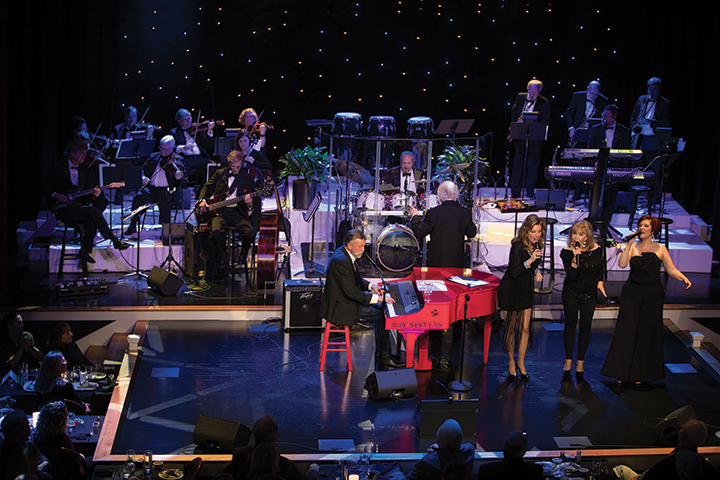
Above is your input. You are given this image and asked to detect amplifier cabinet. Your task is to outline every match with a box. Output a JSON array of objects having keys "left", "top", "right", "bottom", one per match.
[{"left": 283, "top": 279, "right": 325, "bottom": 330}]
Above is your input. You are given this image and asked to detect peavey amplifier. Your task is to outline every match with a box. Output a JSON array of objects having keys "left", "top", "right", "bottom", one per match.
[{"left": 283, "top": 279, "right": 324, "bottom": 330}]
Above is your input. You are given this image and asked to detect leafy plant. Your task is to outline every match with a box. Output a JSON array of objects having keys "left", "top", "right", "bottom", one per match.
[
  {"left": 278, "top": 145, "right": 331, "bottom": 187},
  {"left": 433, "top": 144, "right": 488, "bottom": 186}
]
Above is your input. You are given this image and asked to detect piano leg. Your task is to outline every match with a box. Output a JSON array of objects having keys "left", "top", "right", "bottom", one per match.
[
  {"left": 483, "top": 316, "right": 492, "bottom": 365},
  {"left": 415, "top": 331, "right": 432, "bottom": 371},
  {"left": 404, "top": 332, "right": 418, "bottom": 369}
]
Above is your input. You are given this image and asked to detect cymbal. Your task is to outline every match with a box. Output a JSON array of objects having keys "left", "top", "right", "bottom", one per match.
[
  {"left": 436, "top": 162, "right": 471, "bottom": 175},
  {"left": 333, "top": 159, "right": 374, "bottom": 185}
]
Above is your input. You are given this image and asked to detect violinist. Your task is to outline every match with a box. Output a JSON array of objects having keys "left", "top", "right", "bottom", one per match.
[
  {"left": 197, "top": 134, "right": 271, "bottom": 282},
  {"left": 110, "top": 106, "right": 155, "bottom": 141},
  {"left": 171, "top": 108, "right": 215, "bottom": 185},
  {"left": 124, "top": 135, "right": 185, "bottom": 236},
  {"left": 239, "top": 108, "right": 271, "bottom": 155}
]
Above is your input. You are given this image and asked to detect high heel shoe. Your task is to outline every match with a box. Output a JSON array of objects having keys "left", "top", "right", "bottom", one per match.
[
  {"left": 562, "top": 370, "right": 571, "bottom": 380},
  {"left": 576, "top": 371, "right": 585, "bottom": 382},
  {"left": 517, "top": 366, "right": 529, "bottom": 382}
]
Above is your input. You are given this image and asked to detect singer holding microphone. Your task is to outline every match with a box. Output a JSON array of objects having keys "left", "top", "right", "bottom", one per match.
[
  {"left": 560, "top": 220, "right": 606, "bottom": 382},
  {"left": 321, "top": 230, "right": 400, "bottom": 370},
  {"left": 601, "top": 216, "right": 691, "bottom": 385},
  {"left": 498, "top": 214, "right": 545, "bottom": 382}
]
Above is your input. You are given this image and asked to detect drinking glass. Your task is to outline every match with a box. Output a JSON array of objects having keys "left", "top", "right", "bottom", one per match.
[
  {"left": 143, "top": 450, "right": 153, "bottom": 476},
  {"left": 123, "top": 450, "right": 136, "bottom": 480},
  {"left": 72, "top": 366, "right": 81, "bottom": 383}
]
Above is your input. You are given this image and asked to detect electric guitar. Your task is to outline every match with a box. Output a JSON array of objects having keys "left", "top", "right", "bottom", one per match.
[
  {"left": 51, "top": 182, "right": 125, "bottom": 211},
  {"left": 195, "top": 177, "right": 273, "bottom": 224}
]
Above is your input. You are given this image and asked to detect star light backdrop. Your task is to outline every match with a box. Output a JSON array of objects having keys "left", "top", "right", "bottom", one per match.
[{"left": 6, "top": 1, "right": 720, "bottom": 226}]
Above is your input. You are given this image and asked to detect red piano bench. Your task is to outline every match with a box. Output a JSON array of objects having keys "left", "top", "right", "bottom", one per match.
[{"left": 319, "top": 322, "right": 353, "bottom": 371}]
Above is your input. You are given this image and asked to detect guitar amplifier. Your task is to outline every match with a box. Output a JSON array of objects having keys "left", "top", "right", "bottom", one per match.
[
  {"left": 283, "top": 279, "right": 325, "bottom": 330},
  {"left": 184, "top": 226, "right": 210, "bottom": 278}
]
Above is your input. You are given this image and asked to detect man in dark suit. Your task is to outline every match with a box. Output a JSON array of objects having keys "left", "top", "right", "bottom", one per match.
[
  {"left": 408, "top": 181, "right": 477, "bottom": 268},
  {"left": 171, "top": 108, "right": 215, "bottom": 185},
  {"left": 588, "top": 105, "right": 631, "bottom": 150},
  {"left": 565, "top": 80, "right": 608, "bottom": 147},
  {"left": 197, "top": 149, "right": 271, "bottom": 281},
  {"left": 110, "top": 105, "right": 155, "bottom": 141},
  {"left": 380, "top": 151, "right": 425, "bottom": 194},
  {"left": 124, "top": 135, "right": 185, "bottom": 236},
  {"left": 321, "top": 230, "right": 401, "bottom": 369},
  {"left": 476, "top": 432, "right": 544, "bottom": 480},
  {"left": 630, "top": 77, "right": 671, "bottom": 144},
  {"left": 509, "top": 79, "right": 551, "bottom": 199},
  {"left": 43, "top": 140, "right": 130, "bottom": 264}
]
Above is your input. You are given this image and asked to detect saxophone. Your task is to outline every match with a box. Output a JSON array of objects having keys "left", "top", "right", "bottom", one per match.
[{"left": 631, "top": 97, "right": 648, "bottom": 149}]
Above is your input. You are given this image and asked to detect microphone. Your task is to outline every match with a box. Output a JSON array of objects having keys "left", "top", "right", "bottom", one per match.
[
  {"left": 574, "top": 242, "right": 581, "bottom": 248},
  {"left": 622, "top": 231, "right": 640, "bottom": 242}
]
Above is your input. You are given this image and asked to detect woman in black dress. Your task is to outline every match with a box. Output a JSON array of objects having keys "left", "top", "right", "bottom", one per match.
[
  {"left": 601, "top": 215, "right": 691, "bottom": 385},
  {"left": 560, "top": 220, "right": 606, "bottom": 382},
  {"left": 498, "top": 214, "right": 545, "bottom": 381}
]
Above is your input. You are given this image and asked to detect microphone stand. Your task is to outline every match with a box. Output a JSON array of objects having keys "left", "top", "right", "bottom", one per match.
[{"left": 450, "top": 294, "right": 473, "bottom": 392}]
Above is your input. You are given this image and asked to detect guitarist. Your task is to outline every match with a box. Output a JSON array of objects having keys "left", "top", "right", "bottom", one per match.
[
  {"left": 197, "top": 145, "right": 271, "bottom": 280},
  {"left": 125, "top": 135, "right": 185, "bottom": 236},
  {"left": 43, "top": 140, "right": 130, "bottom": 264}
]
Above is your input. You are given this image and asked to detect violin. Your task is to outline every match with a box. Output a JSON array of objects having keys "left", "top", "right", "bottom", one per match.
[
  {"left": 159, "top": 153, "right": 186, "bottom": 180},
  {"left": 188, "top": 120, "right": 225, "bottom": 135},
  {"left": 136, "top": 122, "right": 161, "bottom": 131}
]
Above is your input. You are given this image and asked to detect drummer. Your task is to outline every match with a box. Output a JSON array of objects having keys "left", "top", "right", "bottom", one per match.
[{"left": 380, "top": 151, "right": 425, "bottom": 195}]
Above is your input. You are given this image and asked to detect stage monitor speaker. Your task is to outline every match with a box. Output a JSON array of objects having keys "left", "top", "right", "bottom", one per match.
[
  {"left": 283, "top": 279, "right": 324, "bottom": 330},
  {"left": 162, "top": 223, "right": 186, "bottom": 246},
  {"left": 193, "top": 415, "right": 251, "bottom": 454},
  {"left": 147, "top": 266, "right": 183, "bottom": 296},
  {"left": 417, "top": 399, "right": 478, "bottom": 439},
  {"left": 364, "top": 368, "right": 418, "bottom": 401},
  {"left": 654, "top": 404, "right": 697, "bottom": 446},
  {"left": 184, "top": 227, "right": 210, "bottom": 278}
]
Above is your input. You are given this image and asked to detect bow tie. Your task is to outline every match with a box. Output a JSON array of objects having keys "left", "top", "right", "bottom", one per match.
[
  {"left": 605, "top": 125, "right": 615, "bottom": 130},
  {"left": 70, "top": 165, "right": 78, "bottom": 170},
  {"left": 403, "top": 172, "right": 411, "bottom": 177}
]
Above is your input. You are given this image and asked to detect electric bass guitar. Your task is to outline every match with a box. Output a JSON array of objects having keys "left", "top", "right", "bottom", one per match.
[
  {"left": 195, "top": 178, "right": 273, "bottom": 224},
  {"left": 51, "top": 182, "right": 125, "bottom": 211}
]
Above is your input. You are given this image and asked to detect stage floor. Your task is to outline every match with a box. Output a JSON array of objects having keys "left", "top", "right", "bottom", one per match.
[{"left": 112, "top": 317, "right": 720, "bottom": 456}]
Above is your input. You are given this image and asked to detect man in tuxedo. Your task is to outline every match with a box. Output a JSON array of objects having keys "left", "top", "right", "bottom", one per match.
[
  {"left": 321, "top": 230, "right": 401, "bottom": 369},
  {"left": 43, "top": 140, "right": 130, "bottom": 264},
  {"left": 171, "top": 108, "right": 215, "bottom": 185},
  {"left": 124, "top": 135, "right": 185, "bottom": 236},
  {"left": 408, "top": 181, "right": 476, "bottom": 268},
  {"left": 197, "top": 149, "right": 271, "bottom": 281},
  {"left": 588, "top": 105, "right": 631, "bottom": 150},
  {"left": 380, "top": 151, "right": 425, "bottom": 194},
  {"left": 630, "top": 77, "right": 671, "bottom": 144},
  {"left": 509, "top": 79, "right": 551, "bottom": 199},
  {"left": 110, "top": 105, "right": 155, "bottom": 141},
  {"left": 565, "top": 80, "right": 608, "bottom": 147}
]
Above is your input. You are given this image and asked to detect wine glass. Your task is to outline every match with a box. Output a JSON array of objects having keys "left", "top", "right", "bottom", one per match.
[{"left": 363, "top": 443, "right": 378, "bottom": 477}]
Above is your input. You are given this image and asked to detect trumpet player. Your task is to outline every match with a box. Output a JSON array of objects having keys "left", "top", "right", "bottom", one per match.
[
  {"left": 565, "top": 80, "right": 608, "bottom": 147},
  {"left": 630, "top": 77, "right": 671, "bottom": 151}
]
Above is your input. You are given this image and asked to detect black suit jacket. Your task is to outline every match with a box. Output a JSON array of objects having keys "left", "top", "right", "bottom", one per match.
[
  {"left": 565, "top": 91, "right": 608, "bottom": 129},
  {"left": 411, "top": 200, "right": 477, "bottom": 268},
  {"left": 198, "top": 161, "right": 267, "bottom": 226},
  {"left": 110, "top": 122, "right": 133, "bottom": 140},
  {"left": 476, "top": 459, "right": 544, "bottom": 480},
  {"left": 587, "top": 123, "right": 631, "bottom": 149},
  {"left": 142, "top": 152, "right": 185, "bottom": 190},
  {"left": 511, "top": 92, "right": 551, "bottom": 125},
  {"left": 43, "top": 159, "right": 107, "bottom": 212},
  {"left": 321, "top": 247, "right": 373, "bottom": 325},
  {"left": 380, "top": 167, "right": 425, "bottom": 193},
  {"left": 170, "top": 126, "right": 214, "bottom": 159},
  {"left": 630, "top": 95, "right": 671, "bottom": 131}
]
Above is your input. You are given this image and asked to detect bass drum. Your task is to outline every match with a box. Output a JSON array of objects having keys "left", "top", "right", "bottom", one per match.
[{"left": 375, "top": 224, "right": 419, "bottom": 272}]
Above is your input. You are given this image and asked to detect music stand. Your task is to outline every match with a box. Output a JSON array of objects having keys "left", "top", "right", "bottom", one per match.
[
  {"left": 116, "top": 139, "right": 155, "bottom": 165},
  {"left": 121, "top": 203, "right": 155, "bottom": 280},
  {"left": 645, "top": 151, "right": 682, "bottom": 217},
  {"left": 295, "top": 192, "right": 324, "bottom": 277},
  {"left": 107, "top": 166, "right": 143, "bottom": 238},
  {"left": 508, "top": 121, "right": 548, "bottom": 199},
  {"left": 570, "top": 118, "right": 601, "bottom": 144},
  {"left": 435, "top": 119, "right": 474, "bottom": 145}
]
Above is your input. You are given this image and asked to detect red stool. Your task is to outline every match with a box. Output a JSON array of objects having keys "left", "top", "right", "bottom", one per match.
[{"left": 319, "top": 322, "right": 353, "bottom": 371}]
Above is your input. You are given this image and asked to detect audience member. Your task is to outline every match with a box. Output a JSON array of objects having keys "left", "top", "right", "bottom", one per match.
[
  {"left": 641, "top": 420, "right": 720, "bottom": 480},
  {"left": 45, "top": 323, "right": 92, "bottom": 370},
  {"left": 5, "top": 442, "right": 49, "bottom": 480},
  {"left": 407, "top": 419, "right": 474, "bottom": 480},
  {"left": 34, "top": 351, "right": 90, "bottom": 413},
  {"left": 0, "top": 313, "right": 43, "bottom": 376},
  {"left": 248, "top": 443, "right": 282, "bottom": 480},
  {"left": 222, "top": 415, "right": 304, "bottom": 480},
  {"left": 442, "top": 461, "right": 470, "bottom": 480},
  {"left": 33, "top": 401, "right": 86, "bottom": 480},
  {"left": 1, "top": 410, "right": 32, "bottom": 480},
  {"left": 476, "top": 431, "right": 543, "bottom": 480}
]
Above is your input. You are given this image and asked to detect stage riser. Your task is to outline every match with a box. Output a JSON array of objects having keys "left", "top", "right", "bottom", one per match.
[{"left": 47, "top": 243, "right": 183, "bottom": 274}]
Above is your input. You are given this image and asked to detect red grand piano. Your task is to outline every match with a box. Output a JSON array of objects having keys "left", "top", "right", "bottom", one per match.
[{"left": 384, "top": 267, "right": 500, "bottom": 371}]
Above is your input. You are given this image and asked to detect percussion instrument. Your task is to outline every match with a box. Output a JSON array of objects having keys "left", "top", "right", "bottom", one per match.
[
  {"left": 332, "top": 112, "right": 363, "bottom": 137},
  {"left": 407, "top": 116, "right": 434, "bottom": 139},
  {"left": 367, "top": 116, "right": 397, "bottom": 137},
  {"left": 375, "top": 224, "right": 419, "bottom": 272}
]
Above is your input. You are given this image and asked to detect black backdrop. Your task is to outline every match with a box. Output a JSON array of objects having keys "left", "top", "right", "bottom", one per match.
[{"left": 4, "top": 0, "right": 720, "bottom": 291}]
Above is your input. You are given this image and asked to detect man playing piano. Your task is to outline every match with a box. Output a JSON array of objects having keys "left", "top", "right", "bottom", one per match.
[{"left": 321, "top": 230, "right": 401, "bottom": 370}]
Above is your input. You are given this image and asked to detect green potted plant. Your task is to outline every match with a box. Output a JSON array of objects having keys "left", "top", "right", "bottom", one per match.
[
  {"left": 434, "top": 144, "right": 488, "bottom": 186},
  {"left": 278, "top": 145, "right": 331, "bottom": 209}
]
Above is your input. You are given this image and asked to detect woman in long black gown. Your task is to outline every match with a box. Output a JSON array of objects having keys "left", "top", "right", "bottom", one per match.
[
  {"left": 498, "top": 214, "right": 545, "bottom": 382},
  {"left": 560, "top": 220, "right": 606, "bottom": 382},
  {"left": 601, "top": 215, "right": 691, "bottom": 384}
]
